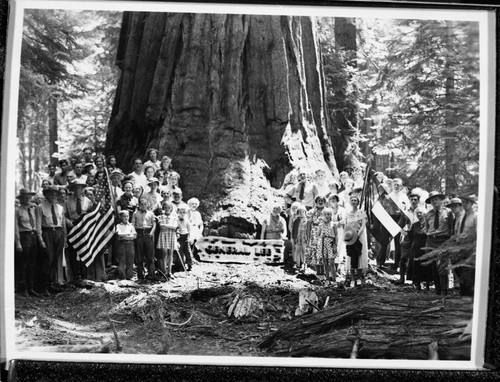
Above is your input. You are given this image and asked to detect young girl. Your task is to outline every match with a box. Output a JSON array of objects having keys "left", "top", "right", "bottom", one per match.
[
  {"left": 316, "top": 207, "right": 338, "bottom": 283},
  {"left": 156, "top": 201, "right": 178, "bottom": 281},
  {"left": 291, "top": 205, "right": 308, "bottom": 271}
]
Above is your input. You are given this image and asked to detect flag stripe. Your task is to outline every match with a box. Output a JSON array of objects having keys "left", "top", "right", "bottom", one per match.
[
  {"left": 372, "top": 201, "right": 403, "bottom": 237},
  {"left": 67, "top": 168, "right": 116, "bottom": 267}
]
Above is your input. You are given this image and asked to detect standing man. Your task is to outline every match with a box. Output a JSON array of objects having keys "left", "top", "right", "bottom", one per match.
[
  {"left": 73, "top": 162, "right": 87, "bottom": 183},
  {"left": 286, "top": 170, "right": 319, "bottom": 211},
  {"left": 128, "top": 158, "right": 148, "bottom": 189},
  {"left": 82, "top": 147, "right": 94, "bottom": 168},
  {"left": 53, "top": 159, "right": 70, "bottom": 186},
  {"left": 455, "top": 195, "right": 477, "bottom": 296},
  {"left": 44, "top": 163, "right": 58, "bottom": 185},
  {"left": 15, "top": 189, "right": 40, "bottom": 297},
  {"left": 132, "top": 197, "right": 157, "bottom": 280},
  {"left": 424, "top": 191, "right": 453, "bottom": 295},
  {"left": 65, "top": 180, "right": 93, "bottom": 281},
  {"left": 448, "top": 197, "right": 464, "bottom": 236},
  {"left": 395, "top": 191, "right": 421, "bottom": 285},
  {"left": 36, "top": 185, "right": 66, "bottom": 296}
]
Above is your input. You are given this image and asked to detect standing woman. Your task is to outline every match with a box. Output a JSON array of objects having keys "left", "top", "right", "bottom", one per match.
[
  {"left": 344, "top": 194, "right": 368, "bottom": 287},
  {"left": 143, "top": 148, "right": 161, "bottom": 172},
  {"left": 158, "top": 155, "right": 173, "bottom": 180},
  {"left": 260, "top": 204, "right": 287, "bottom": 240},
  {"left": 305, "top": 196, "right": 327, "bottom": 273},
  {"left": 408, "top": 207, "right": 432, "bottom": 291},
  {"left": 156, "top": 201, "right": 179, "bottom": 281}
]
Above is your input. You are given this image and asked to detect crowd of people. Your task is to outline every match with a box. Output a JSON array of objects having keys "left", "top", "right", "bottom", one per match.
[
  {"left": 262, "top": 167, "right": 477, "bottom": 295},
  {"left": 14, "top": 149, "right": 477, "bottom": 298},
  {"left": 14, "top": 148, "right": 203, "bottom": 297}
]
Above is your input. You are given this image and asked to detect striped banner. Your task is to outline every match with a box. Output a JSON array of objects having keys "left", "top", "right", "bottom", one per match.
[{"left": 67, "top": 169, "right": 115, "bottom": 267}]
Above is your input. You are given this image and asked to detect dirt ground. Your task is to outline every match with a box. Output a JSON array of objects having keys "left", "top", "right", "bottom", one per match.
[{"left": 14, "top": 260, "right": 473, "bottom": 359}]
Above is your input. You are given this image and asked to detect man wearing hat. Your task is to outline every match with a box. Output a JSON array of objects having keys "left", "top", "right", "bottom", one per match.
[
  {"left": 457, "top": 195, "right": 477, "bottom": 237},
  {"left": 424, "top": 191, "right": 454, "bottom": 295},
  {"left": 15, "top": 189, "right": 40, "bottom": 296},
  {"left": 65, "top": 180, "right": 93, "bottom": 281},
  {"left": 36, "top": 185, "right": 67, "bottom": 296},
  {"left": 447, "top": 197, "right": 464, "bottom": 236},
  {"left": 109, "top": 170, "right": 125, "bottom": 202}
]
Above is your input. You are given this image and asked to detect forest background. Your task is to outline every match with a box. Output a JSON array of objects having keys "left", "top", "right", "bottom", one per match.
[{"left": 16, "top": 9, "right": 479, "bottom": 199}]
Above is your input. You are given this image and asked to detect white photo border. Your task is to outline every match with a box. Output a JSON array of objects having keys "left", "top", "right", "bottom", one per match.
[{"left": 1, "top": 0, "right": 496, "bottom": 372}]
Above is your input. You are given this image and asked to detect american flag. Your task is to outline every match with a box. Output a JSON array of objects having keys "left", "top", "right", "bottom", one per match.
[{"left": 67, "top": 169, "right": 116, "bottom": 267}]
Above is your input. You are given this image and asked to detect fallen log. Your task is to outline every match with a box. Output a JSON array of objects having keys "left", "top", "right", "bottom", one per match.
[{"left": 259, "top": 290, "right": 472, "bottom": 360}]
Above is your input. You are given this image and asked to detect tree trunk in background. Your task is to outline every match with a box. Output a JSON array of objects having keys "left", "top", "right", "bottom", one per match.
[
  {"left": 106, "top": 12, "right": 341, "bottom": 237},
  {"left": 333, "top": 17, "right": 359, "bottom": 172},
  {"left": 48, "top": 96, "right": 58, "bottom": 165}
]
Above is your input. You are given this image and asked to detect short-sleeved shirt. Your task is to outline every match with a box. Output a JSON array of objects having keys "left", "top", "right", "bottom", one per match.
[
  {"left": 425, "top": 207, "right": 453, "bottom": 236},
  {"left": 116, "top": 222, "right": 136, "bottom": 238}
]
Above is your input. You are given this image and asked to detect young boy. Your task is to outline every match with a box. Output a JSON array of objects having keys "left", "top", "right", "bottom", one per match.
[
  {"left": 176, "top": 203, "right": 193, "bottom": 271},
  {"left": 116, "top": 210, "right": 137, "bottom": 280}
]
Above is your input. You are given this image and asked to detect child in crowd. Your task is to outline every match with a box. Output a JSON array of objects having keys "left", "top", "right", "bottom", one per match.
[
  {"left": 176, "top": 203, "right": 193, "bottom": 271},
  {"left": 291, "top": 205, "right": 308, "bottom": 271},
  {"left": 316, "top": 207, "right": 338, "bottom": 283},
  {"left": 115, "top": 210, "right": 137, "bottom": 280},
  {"left": 187, "top": 198, "right": 203, "bottom": 260},
  {"left": 156, "top": 201, "right": 178, "bottom": 281}
]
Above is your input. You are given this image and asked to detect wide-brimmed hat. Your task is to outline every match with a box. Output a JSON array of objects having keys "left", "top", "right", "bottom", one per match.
[
  {"left": 343, "top": 227, "right": 358, "bottom": 246},
  {"left": 147, "top": 177, "right": 160, "bottom": 185},
  {"left": 172, "top": 187, "right": 182, "bottom": 195},
  {"left": 109, "top": 170, "right": 124, "bottom": 180},
  {"left": 67, "top": 179, "right": 88, "bottom": 189},
  {"left": 425, "top": 191, "right": 445, "bottom": 204},
  {"left": 460, "top": 194, "right": 478, "bottom": 204},
  {"left": 42, "top": 185, "right": 63, "bottom": 196},
  {"left": 16, "top": 188, "right": 36, "bottom": 199},
  {"left": 447, "top": 197, "right": 463, "bottom": 207},
  {"left": 84, "top": 162, "right": 94, "bottom": 168}
]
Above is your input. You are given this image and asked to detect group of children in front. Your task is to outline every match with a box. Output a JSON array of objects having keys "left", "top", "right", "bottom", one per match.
[{"left": 115, "top": 179, "right": 203, "bottom": 282}]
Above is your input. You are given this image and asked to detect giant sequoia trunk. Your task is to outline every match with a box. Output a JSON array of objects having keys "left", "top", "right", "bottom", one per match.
[{"left": 106, "top": 12, "right": 340, "bottom": 237}]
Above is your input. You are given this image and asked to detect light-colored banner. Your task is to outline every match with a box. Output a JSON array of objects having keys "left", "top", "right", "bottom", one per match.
[
  {"left": 372, "top": 200, "right": 402, "bottom": 237},
  {"left": 197, "top": 236, "right": 284, "bottom": 264}
]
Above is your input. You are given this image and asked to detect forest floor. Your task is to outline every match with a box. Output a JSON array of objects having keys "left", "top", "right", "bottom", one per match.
[{"left": 14, "top": 260, "right": 473, "bottom": 360}]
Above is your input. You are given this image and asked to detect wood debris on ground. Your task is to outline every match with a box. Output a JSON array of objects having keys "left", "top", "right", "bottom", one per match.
[{"left": 14, "top": 260, "right": 473, "bottom": 359}]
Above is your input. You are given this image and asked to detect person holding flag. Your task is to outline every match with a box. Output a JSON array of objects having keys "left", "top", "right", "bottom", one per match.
[{"left": 67, "top": 168, "right": 116, "bottom": 283}]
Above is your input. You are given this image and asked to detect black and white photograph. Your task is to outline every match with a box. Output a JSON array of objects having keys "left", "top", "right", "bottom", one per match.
[{"left": 0, "top": 0, "right": 496, "bottom": 372}]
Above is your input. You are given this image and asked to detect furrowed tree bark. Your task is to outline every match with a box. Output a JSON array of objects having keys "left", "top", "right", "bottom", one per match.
[{"left": 106, "top": 12, "right": 342, "bottom": 237}]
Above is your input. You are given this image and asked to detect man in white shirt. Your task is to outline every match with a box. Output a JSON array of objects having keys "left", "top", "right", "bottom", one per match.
[
  {"left": 286, "top": 170, "right": 318, "bottom": 210},
  {"left": 387, "top": 178, "right": 410, "bottom": 272},
  {"left": 128, "top": 158, "right": 148, "bottom": 189}
]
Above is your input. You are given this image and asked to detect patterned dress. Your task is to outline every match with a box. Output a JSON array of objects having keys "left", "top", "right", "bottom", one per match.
[
  {"left": 305, "top": 207, "right": 325, "bottom": 265},
  {"left": 157, "top": 212, "right": 178, "bottom": 250},
  {"left": 316, "top": 221, "right": 337, "bottom": 265}
]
